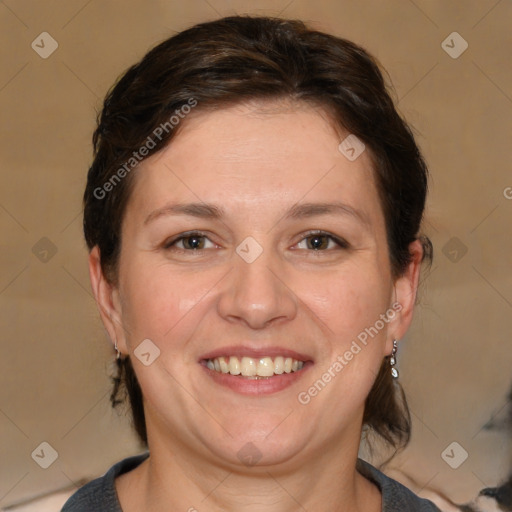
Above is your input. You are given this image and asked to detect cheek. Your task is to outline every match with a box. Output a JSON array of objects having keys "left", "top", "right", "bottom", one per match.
[
  {"left": 294, "top": 268, "right": 392, "bottom": 423},
  {"left": 118, "top": 257, "right": 229, "bottom": 352},
  {"left": 297, "top": 265, "right": 392, "bottom": 343},
  {"left": 122, "top": 254, "right": 239, "bottom": 367}
]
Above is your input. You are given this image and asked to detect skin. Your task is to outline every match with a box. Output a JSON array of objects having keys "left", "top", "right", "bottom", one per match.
[{"left": 89, "top": 99, "right": 423, "bottom": 512}]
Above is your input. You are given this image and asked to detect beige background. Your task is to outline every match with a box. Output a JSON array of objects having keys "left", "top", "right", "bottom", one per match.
[{"left": 1, "top": 0, "right": 511, "bottom": 509}]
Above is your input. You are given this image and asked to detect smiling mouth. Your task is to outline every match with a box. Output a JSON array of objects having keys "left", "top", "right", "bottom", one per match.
[{"left": 203, "top": 356, "right": 305, "bottom": 379}]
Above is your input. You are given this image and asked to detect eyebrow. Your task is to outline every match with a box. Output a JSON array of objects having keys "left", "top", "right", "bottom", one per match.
[
  {"left": 284, "top": 202, "right": 370, "bottom": 227},
  {"left": 144, "top": 202, "right": 223, "bottom": 225},
  {"left": 144, "top": 201, "right": 370, "bottom": 227}
]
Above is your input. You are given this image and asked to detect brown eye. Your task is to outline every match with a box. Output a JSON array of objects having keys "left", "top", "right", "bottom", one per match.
[
  {"left": 306, "top": 235, "right": 330, "bottom": 250},
  {"left": 164, "top": 232, "right": 215, "bottom": 251},
  {"left": 296, "top": 232, "right": 349, "bottom": 251},
  {"left": 181, "top": 235, "right": 206, "bottom": 250}
]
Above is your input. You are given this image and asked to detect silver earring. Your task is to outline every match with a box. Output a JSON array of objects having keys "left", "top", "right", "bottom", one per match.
[
  {"left": 390, "top": 339, "right": 399, "bottom": 378},
  {"left": 114, "top": 340, "right": 121, "bottom": 360}
]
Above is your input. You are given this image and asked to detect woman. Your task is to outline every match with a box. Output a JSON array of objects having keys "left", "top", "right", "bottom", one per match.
[{"left": 62, "top": 15, "right": 437, "bottom": 512}]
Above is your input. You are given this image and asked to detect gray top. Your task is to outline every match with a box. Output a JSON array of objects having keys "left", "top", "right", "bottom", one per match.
[{"left": 61, "top": 452, "right": 440, "bottom": 511}]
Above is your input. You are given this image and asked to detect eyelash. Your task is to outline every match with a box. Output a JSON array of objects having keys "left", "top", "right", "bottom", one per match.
[{"left": 162, "top": 230, "right": 350, "bottom": 252}]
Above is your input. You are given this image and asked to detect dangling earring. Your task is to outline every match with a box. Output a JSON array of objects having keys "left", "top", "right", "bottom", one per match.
[
  {"left": 390, "top": 339, "right": 399, "bottom": 378},
  {"left": 114, "top": 339, "right": 121, "bottom": 360}
]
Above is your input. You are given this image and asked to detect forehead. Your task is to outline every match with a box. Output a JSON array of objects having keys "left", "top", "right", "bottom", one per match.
[
  {"left": 126, "top": 100, "right": 382, "bottom": 225},
  {"left": 161, "top": 99, "right": 350, "bottom": 167}
]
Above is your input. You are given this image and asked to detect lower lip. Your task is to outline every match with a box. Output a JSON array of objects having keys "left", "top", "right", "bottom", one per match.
[{"left": 201, "top": 362, "right": 313, "bottom": 395}]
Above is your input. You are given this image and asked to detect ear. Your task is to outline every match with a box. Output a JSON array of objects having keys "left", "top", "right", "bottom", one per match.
[
  {"left": 387, "top": 239, "right": 424, "bottom": 353},
  {"left": 88, "top": 246, "right": 128, "bottom": 354}
]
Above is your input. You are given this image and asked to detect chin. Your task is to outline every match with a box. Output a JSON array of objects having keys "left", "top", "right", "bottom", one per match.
[{"left": 197, "top": 417, "right": 311, "bottom": 469}]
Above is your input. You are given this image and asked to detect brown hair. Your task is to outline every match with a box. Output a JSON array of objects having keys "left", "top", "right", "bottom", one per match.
[{"left": 84, "top": 15, "right": 432, "bottom": 449}]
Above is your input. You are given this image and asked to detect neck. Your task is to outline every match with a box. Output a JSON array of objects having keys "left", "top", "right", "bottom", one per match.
[{"left": 127, "top": 425, "right": 381, "bottom": 512}]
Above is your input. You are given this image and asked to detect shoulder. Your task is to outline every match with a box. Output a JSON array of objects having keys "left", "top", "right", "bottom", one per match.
[
  {"left": 357, "top": 459, "right": 441, "bottom": 512},
  {"left": 61, "top": 452, "right": 149, "bottom": 512}
]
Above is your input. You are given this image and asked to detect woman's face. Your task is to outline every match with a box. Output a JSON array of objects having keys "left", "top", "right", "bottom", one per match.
[{"left": 92, "top": 100, "right": 420, "bottom": 470}]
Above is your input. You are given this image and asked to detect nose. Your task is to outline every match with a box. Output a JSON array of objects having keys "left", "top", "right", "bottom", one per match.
[{"left": 216, "top": 245, "right": 298, "bottom": 330}]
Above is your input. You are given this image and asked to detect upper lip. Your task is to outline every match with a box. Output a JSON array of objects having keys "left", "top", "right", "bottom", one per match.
[{"left": 199, "top": 345, "right": 313, "bottom": 363}]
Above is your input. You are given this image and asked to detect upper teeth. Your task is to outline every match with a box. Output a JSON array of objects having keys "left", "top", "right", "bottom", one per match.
[{"left": 206, "top": 356, "right": 304, "bottom": 377}]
